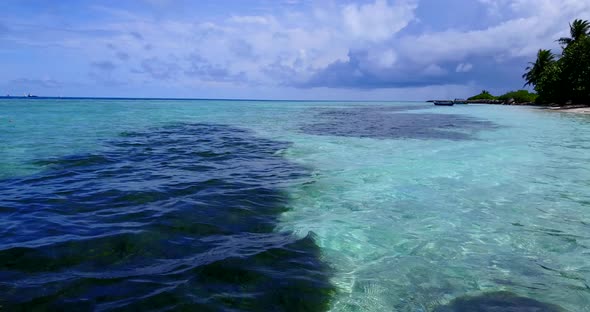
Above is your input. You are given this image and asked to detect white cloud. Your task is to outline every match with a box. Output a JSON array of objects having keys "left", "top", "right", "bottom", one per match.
[
  {"left": 399, "top": 0, "right": 590, "bottom": 66},
  {"left": 477, "top": 0, "right": 511, "bottom": 16},
  {"left": 3, "top": 0, "right": 590, "bottom": 93},
  {"left": 456, "top": 63, "right": 473, "bottom": 73},
  {"left": 86, "top": 0, "right": 418, "bottom": 86},
  {"left": 367, "top": 49, "right": 398, "bottom": 68},
  {"left": 423, "top": 64, "right": 446, "bottom": 76},
  {"left": 229, "top": 15, "right": 272, "bottom": 25},
  {"left": 342, "top": 0, "right": 417, "bottom": 42}
]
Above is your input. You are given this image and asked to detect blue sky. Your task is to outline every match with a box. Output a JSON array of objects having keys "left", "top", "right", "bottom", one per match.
[{"left": 1, "top": 0, "right": 589, "bottom": 100}]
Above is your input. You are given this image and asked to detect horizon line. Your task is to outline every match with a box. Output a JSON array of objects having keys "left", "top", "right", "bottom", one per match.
[{"left": 0, "top": 95, "right": 429, "bottom": 102}]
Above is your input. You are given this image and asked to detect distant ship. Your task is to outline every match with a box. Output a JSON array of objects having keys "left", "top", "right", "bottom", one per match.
[
  {"left": 434, "top": 100, "right": 454, "bottom": 106},
  {"left": 25, "top": 93, "right": 38, "bottom": 98}
]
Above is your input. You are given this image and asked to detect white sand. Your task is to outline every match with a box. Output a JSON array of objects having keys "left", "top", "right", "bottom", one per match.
[{"left": 549, "top": 106, "right": 590, "bottom": 114}]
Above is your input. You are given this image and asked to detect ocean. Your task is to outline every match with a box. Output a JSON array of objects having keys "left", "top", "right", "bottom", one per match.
[{"left": 0, "top": 98, "right": 589, "bottom": 311}]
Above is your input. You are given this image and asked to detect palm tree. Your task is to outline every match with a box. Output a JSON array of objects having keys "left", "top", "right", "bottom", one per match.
[
  {"left": 523, "top": 49, "right": 555, "bottom": 87},
  {"left": 558, "top": 19, "right": 590, "bottom": 47}
]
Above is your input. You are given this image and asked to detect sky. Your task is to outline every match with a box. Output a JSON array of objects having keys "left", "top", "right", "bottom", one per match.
[{"left": 1, "top": 0, "right": 589, "bottom": 100}]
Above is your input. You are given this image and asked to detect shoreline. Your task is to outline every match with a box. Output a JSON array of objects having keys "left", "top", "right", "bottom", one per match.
[
  {"left": 460, "top": 101, "right": 590, "bottom": 115},
  {"left": 546, "top": 106, "right": 590, "bottom": 114}
]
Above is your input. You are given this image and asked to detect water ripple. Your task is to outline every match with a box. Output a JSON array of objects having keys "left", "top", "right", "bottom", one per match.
[
  {"left": 301, "top": 106, "right": 499, "bottom": 140},
  {"left": 0, "top": 123, "right": 334, "bottom": 311}
]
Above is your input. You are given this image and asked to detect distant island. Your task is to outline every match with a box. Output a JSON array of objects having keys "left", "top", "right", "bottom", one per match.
[
  {"left": 466, "top": 89, "right": 537, "bottom": 105},
  {"left": 2, "top": 94, "right": 38, "bottom": 98},
  {"left": 427, "top": 90, "right": 537, "bottom": 105}
]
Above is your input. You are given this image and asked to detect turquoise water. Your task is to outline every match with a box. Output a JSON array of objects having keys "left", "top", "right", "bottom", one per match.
[{"left": 1, "top": 99, "right": 589, "bottom": 311}]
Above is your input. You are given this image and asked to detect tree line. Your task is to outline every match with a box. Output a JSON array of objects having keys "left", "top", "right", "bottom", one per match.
[
  {"left": 467, "top": 89, "right": 537, "bottom": 104},
  {"left": 523, "top": 19, "right": 590, "bottom": 105}
]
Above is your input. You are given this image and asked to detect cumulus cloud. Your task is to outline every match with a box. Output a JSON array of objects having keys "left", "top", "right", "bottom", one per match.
[
  {"left": 305, "top": 0, "right": 590, "bottom": 88},
  {"left": 185, "top": 54, "right": 246, "bottom": 82},
  {"left": 2, "top": 0, "right": 590, "bottom": 95},
  {"left": 342, "top": 0, "right": 418, "bottom": 42},
  {"left": 367, "top": 49, "right": 398, "bottom": 68},
  {"left": 137, "top": 57, "right": 180, "bottom": 80},
  {"left": 302, "top": 50, "right": 455, "bottom": 89},
  {"left": 429, "top": 1, "right": 586, "bottom": 62},
  {"left": 31, "top": 0, "right": 418, "bottom": 87}
]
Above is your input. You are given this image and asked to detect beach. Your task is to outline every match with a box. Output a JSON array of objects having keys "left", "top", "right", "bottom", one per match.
[{"left": 550, "top": 106, "right": 590, "bottom": 114}]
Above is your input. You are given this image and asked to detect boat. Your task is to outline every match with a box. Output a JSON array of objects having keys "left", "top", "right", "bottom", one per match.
[
  {"left": 434, "top": 100, "right": 454, "bottom": 106},
  {"left": 454, "top": 98, "right": 467, "bottom": 104}
]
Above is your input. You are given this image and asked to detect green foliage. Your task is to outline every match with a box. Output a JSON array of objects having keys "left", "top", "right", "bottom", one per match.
[
  {"left": 522, "top": 19, "right": 590, "bottom": 105},
  {"left": 534, "top": 62, "right": 563, "bottom": 104},
  {"left": 560, "top": 37, "right": 590, "bottom": 103},
  {"left": 497, "top": 90, "right": 538, "bottom": 103},
  {"left": 468, "top": 90, "right": 497, "bottom": 100},
  {"left": 558, "top": 19, "right": 590, "bottom": 47},
  {"left": 522, "top": 49, "right": 555, "bottom": 87},
  {"left": 467, "top": 89, "right": 538, "bottom": 104}
]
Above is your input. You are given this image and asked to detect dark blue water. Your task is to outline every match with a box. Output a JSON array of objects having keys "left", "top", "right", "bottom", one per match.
[
  {"left": 301, "top": 106, "right": 498, "bottom": 140},
  {"left": 0, "top": 123, "right": 333, "bottom": 311},
  {"left": 433, "top": 292, "right": 564, "bottom": 312}
]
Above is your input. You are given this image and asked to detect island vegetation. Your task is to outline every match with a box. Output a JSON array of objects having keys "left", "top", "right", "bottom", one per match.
[
  {"left": 467, "top": 19, "right": 590, "bottom": 106},
  {"left": 467, "top": 90, "right": 537, "bottom": 104}
]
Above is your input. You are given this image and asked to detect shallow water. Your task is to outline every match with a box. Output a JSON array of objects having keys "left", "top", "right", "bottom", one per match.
[{"left": 1, "top": 99, "right": 589, "bottom": 311}]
